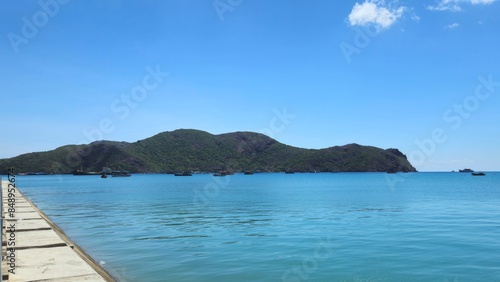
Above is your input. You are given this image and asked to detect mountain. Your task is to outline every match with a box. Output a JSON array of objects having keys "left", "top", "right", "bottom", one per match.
[{"left": 0, "top": 129, "right": 416, "bottom": 174}]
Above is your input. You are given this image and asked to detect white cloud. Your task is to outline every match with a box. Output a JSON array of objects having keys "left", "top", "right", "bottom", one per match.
[
  {"left": 427, "top": 0, "right": 462, "bottom": 11},
  {"left": 427, "top": 0, "right": 496, "bottom": 12},
  {"left": 348, "top": 1, "right": 406, "bottom": 29},
  {"left": 444, "top": 22, "right": 460, "bottom": 29},
  {"left": 470, "top": 0, "right": 495, "bottom": 3}
]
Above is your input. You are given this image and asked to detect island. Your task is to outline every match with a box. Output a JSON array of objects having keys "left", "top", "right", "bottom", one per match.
[{"left": 0, "top": 129, "right": 416, "bottom": 174}]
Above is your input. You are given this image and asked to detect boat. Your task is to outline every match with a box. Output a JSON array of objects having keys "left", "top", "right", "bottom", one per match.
[
  {"left": 244, "top": 171, "right": 254, "bottom": 175},
  {"left": 471, "top": 172, "right": 486, "bottom": 176},
  {"left": 73, "top": 170, "right": 99, "bottom": 176},
  {"left": 73, "top": 165, "right": 100, "bottom": 176},
  {"left": 101, "top": 173, "right": 108, "bottom": 179},
  {"left": 73, "top": 171, "right": 99, "bottom": 175},
  {"left": 174, "top": 172, "right": 192, "bottom": 176},
  {"left": 21, "top": 172, "right": 49, "bottom": 175},
  {"left": 213, "top": 170, "right": 229, "bottom": 177},
  {"left": 102, "top": 167, "right": 113, "bottom": 174},
  {"left": 111, "top": 170, "right": 131, "bottom": 177},
  {"left": 285, "top": 171, "right": 295, "bottom": 174},
  {"left": 459, "top": 168, "right": 474, "bottom": 173}
]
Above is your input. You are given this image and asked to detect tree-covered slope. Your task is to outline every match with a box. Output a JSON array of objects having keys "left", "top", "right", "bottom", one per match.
[{"left": 0, "top": 129, "right": 416, "bottom": 174}]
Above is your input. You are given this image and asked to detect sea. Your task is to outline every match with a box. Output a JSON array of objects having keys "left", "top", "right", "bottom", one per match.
[{"left": 7, "top": 172, "right": 500, "bottom": 282}]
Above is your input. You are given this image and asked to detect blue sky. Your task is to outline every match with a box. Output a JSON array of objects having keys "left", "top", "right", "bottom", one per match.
[{"left": 1, "top": 0, "right": 499, "bottom": 171}]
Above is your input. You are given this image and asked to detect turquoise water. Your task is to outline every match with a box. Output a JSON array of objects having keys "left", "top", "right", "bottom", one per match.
[{"left": 10, "top": 172, "right": 500, "bottom": 281}]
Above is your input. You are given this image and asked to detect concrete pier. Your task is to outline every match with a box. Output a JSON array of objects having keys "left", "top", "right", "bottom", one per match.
[{"left": 1, "top": 180, "right": 115, "bottom": 281}]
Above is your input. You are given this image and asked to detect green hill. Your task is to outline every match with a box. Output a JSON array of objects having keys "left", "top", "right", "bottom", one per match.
[{"left": 0, "top": 129, "right": 416, "bottom": 174}]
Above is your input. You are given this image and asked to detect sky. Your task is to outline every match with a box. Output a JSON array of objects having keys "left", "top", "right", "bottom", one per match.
[{"left": 1, "top": 0, "right": 499, "bottom": 171}]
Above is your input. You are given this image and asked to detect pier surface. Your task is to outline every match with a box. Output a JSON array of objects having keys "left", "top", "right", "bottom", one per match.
[{"left": 1, "top": 180, "right": 115, "bottom": 281}]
